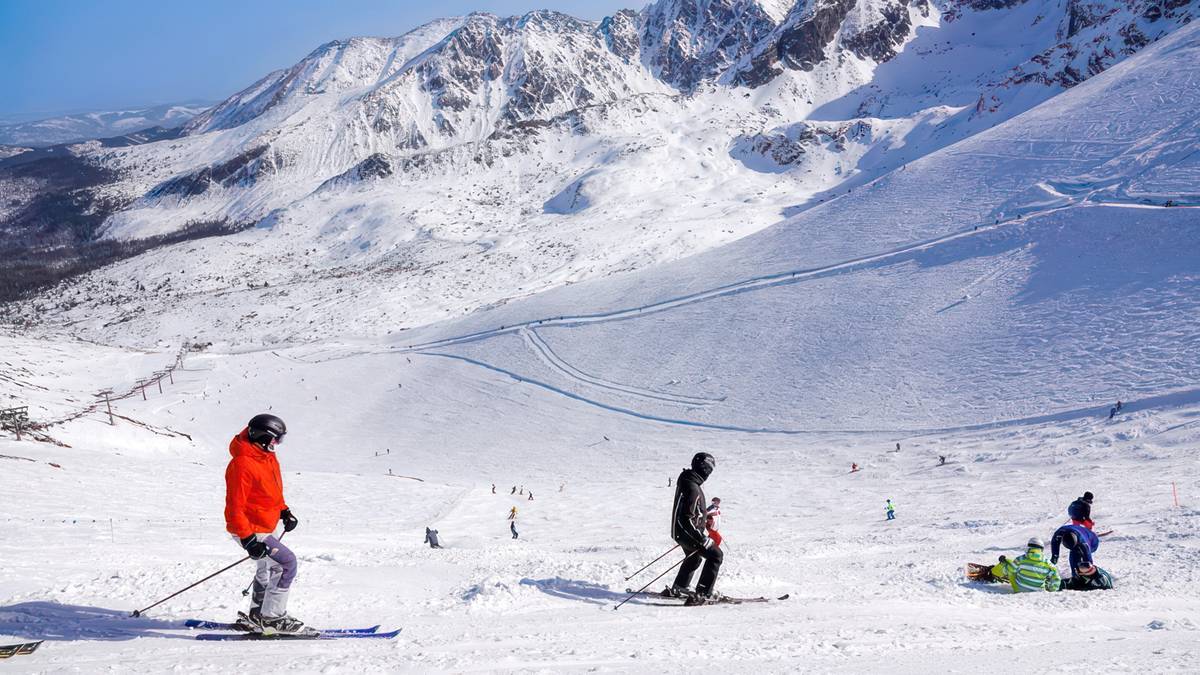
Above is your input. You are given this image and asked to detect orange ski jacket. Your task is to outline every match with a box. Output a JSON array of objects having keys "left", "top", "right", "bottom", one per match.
[{"left": 224, "top": 429, "right": 287, "bottom": 539}]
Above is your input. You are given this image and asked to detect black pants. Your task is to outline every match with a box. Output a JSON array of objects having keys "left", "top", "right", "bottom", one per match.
[{"left": 672, "top": 543, "right": 723, "bottom": 594}]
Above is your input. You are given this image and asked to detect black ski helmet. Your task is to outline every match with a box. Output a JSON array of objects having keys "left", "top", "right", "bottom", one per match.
[
  {"left": 1082, "top": 491, "right": 1094, "bottom": 502},
  {"left": 691, "top": 452, "right": 716, "bottom": 480},
  {"left": 247, "top": 413, "right": 287, "bottom": 448}
]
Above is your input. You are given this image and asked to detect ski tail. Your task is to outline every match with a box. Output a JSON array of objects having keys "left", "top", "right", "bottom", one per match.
[{"left": 0, "top": 641, "right": 43, "bottom": 659}]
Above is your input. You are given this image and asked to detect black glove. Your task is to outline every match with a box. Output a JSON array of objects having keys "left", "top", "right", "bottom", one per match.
[
  {"left": 241, "top": 536, "right": 270, "bottom": 560},
  {"left": 1050, "top": 555, "right": 1058, "bottom": 564},
  {"left": 998, "top": 555, "right": 1007, "bottom": 564},
  {"left": 281, "top": 508, "right": 298, "bottom": 533}
]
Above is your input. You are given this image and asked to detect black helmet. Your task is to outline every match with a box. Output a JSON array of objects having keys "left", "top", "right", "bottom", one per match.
[
  {"left": 1082, "top": 491, "right": 1094, "bottom": 502},
  {"left": 247, "top": 414, "right": 287, "bottom": 448},
  {"left": 691, "top": 452, "right": 716, "bottom": 480}
]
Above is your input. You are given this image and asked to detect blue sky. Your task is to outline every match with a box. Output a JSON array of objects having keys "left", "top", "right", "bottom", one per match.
[{"left": 0, "top": 1, "right": 642, "bottom": 120}]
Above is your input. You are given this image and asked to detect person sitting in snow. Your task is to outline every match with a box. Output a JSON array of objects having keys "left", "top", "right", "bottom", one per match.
[
  {"left": 705, "top": 497, "right": 723, "bottom": 549},
  {"left": 991, "top": 537, "right": 1060, "bottom": 592},
  {"left": 1060, "top": 563, "right": 1113, "bottom": 591}
]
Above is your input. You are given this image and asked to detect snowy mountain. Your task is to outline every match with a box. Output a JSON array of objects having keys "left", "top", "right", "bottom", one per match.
[
  {"left": 0, "top": 102, "right": 210, "bottom": 147},
  {"left": 4, "top": 0, "right": 1196, "bottom": 329}
]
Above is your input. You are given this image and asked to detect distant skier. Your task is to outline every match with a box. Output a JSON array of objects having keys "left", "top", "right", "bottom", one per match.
[
  {"left": 1067, "top": 492, "right": 1095, "bottom": 529},
  {"left": 705, "top": 497, "right": 723, "bottom": 549},
  {"left": 993, "top": 537, "right": 1060, "bottom": 593},
  {"left": 851, "top": 463, "right": 859, "bottom": 473},
  {"left": 895, "top": 442, "right": 900, "bottom": 452},
  {"left": 668, "top": 477, "right": 672, "bottom": 487},
  {"left": 885, "top": 499, "right": 896, "bottom": 520},
  {"left": 665, "top": 452, "right": 723, "bottom": 605},
  {"left": 424, "top": 527, "right": 442, "bottom": 549},
  {"left": 1108, "top": 406, "right": 1117, "bottom": 420},
  {"left": 511, "top": 486, "right": 516, "bottom": 495},
  {"left": 492, "top": 484, "right": 496, "bottom": 494},
  {"left": 510, "top": 521, "right": 519, "bottom": 539},
  {"left": 1051, "top": 522, "right": 1100, "bottom": 579},
  {"left": 938, "top": 455, "right": 946, "bottom": 466},
  {"left": 1115, "top": 400, "right": 1123, "bottom": 412},
  {"left": 528, "top": 492, "right": 533, "bottom": 501},
  {"left": 224, "top": 414, "right": 313, "bottom": 635}
]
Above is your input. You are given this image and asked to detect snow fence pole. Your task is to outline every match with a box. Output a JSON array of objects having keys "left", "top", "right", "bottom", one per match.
[
  {"left": 624, "top": 544, "right": 680, "bottom": 582},
  {"left": 614, "top": 550, "right": 697, "bottom": 610}
]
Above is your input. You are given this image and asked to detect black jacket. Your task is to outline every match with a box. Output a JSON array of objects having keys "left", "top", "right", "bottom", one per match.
[
  {"left": 1067, "top": 497, "right": 1092, "bottom": 521},
  {"left": 671, "top": 469, "right": 708, "bottom": 549}
]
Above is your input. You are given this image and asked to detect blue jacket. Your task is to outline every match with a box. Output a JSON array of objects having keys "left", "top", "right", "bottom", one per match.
[{"left": 1051, "top": 524, "right": 1099, "bottom": 564}]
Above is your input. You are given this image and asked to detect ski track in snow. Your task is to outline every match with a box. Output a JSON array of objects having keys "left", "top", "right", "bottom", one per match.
[{"left": 520, "top": 327, "right": 723, "bottom": 407}]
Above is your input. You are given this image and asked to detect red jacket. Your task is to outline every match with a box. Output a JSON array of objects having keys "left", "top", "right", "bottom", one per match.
[{"left": 224, "top": 429, "right": 287, "bottom": 539}]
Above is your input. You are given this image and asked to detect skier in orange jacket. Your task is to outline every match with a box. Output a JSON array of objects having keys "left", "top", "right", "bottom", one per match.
[{"left": 224, "top": 414, "right": 312, "bottom": 636}]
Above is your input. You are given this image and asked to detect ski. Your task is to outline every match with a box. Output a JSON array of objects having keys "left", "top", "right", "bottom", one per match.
[
  {"left": 0, "top": 641, "right": 43, "bottom": 659},
  {"left": 625, "top": 588, "right": 788, "bottom": 603},
  {"left": 194, "top": 628, "right": 401, "bottom": 641},
  {"left": 630, "top": 593, "right": 790, "bottom": 606},
  {"left": 184, "top": 618, "right": 380, "bottom": 634}
]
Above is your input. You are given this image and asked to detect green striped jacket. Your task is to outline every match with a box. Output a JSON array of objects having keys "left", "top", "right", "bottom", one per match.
[{"left": 1009, "top": 547, "right": 1060, "bottom": 593}]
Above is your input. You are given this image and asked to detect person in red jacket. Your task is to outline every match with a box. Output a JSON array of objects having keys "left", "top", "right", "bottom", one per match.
[{"left": 225, "top": 414, "right": 311, "bottom": 635}]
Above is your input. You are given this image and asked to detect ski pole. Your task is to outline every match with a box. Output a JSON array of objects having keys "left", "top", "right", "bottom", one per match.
[
  {"left": 624, "top": 544, "right": 680, "bottom": 581},
  {"left": 132, "top": 556, "right": 250, "bottom": 617},
  {"left": 132, "top": 534, "right": 283, "bottom": 617},
  {"left": 614, "top": 550, "right": 697, "bottom": 610}
]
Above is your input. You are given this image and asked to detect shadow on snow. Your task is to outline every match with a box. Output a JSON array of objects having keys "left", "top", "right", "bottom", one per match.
[{"left": 0, "top": 601, "right": 189, "bottom": 641}]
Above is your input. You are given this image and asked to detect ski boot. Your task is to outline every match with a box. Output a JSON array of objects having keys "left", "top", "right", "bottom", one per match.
[
  {"left": 232, "top": 609, "right": 261, "bottom": 632},
  {"left": 253, "top": 614, "right": 320, "bottom": 637},
  {"left": 684, "top": 590, "right": 724, "bottom": 606},
  {"left": 661, "top": 585, "right": 692, "bottom": 599}
]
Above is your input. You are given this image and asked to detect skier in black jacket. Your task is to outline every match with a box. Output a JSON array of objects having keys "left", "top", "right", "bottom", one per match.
[
  {"left": 665, "top": 452, "right": 723, "bottom": 605},
  {"left": 1067, "top": 491, "right": 1094, "bottom": 528}
]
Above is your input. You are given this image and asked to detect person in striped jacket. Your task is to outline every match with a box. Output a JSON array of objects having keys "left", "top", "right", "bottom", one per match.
[{"left": 995, "top": 537, "right": 1060, "bottom": 592}]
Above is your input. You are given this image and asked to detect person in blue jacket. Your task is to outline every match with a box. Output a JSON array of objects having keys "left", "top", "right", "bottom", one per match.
[{"left": 1050, "top": 522, "right": 1100, "bottom": 574}]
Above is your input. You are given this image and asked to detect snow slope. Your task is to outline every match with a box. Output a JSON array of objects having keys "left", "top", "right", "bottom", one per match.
[{"left": 1, "top": 18, "right": 1199, "bottom": 675}]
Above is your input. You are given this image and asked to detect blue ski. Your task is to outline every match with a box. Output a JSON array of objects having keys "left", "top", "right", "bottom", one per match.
[
  {"left": 184, "top": 619, "right": 380, "bottom": 634},
  {"left": 194, "top": 628, "right": 401, "bottom": 641}
]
